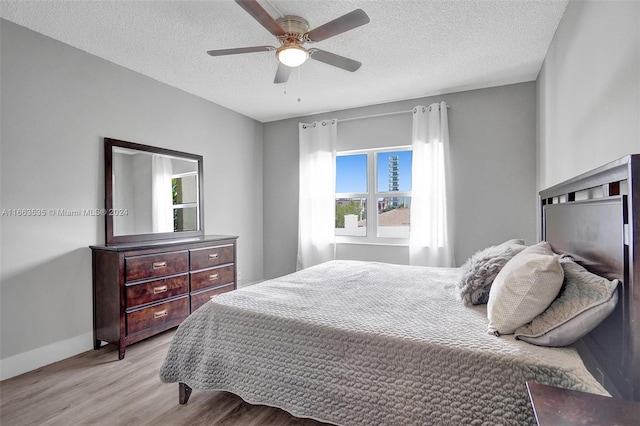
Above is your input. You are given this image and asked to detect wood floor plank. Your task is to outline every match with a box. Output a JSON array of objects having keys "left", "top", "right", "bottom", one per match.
[{"left": 0, "top": 329, "right": 331, "bottom": 426}]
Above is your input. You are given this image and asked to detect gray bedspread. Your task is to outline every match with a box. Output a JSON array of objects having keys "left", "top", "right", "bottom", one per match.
[{"left": 159, "top": 260, "right": 608, "bottom": 425}]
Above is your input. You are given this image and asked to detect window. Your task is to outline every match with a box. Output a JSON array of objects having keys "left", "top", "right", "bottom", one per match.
[
  {"left": 172, "top": 172, "right": 199, "bottom": 231},
  {"left": 335, "top": 148, "right": 412, "bottom": 242}
]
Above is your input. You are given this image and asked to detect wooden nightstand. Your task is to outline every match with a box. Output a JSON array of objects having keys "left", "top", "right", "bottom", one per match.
[{"left": 526, "top": 382, "right": 640, "bottom": 426}]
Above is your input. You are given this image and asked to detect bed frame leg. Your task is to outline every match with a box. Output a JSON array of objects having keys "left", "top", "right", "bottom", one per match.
[{"left": 179, "top": 382, "right": 192, "bottom": 405}]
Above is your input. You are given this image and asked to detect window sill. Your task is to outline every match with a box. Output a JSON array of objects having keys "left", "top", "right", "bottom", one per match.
[{"left": 335, "top": 240, "right": 409, "bottom": 247}]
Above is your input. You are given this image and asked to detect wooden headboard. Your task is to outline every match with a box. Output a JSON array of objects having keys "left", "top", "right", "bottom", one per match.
[{"left": 540, "top": 154, "right": 640, "bottom": 402}]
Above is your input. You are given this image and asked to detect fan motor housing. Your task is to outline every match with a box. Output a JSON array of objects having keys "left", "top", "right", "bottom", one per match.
[{"left": 276, "top": 15, "right": 309, "bottom": 36}]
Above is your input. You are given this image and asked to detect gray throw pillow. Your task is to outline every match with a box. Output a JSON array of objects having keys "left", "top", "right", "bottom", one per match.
[
  {"left": 457, "top": 239, "right": 527, "bottom": 306},
  {"left": 514, "top": 257, "right": 619, "bottom": 346}
]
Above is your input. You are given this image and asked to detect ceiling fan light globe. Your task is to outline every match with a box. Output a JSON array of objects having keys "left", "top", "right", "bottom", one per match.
[{"left": 277, "top": 45, "right": 309, "bottom": 67}]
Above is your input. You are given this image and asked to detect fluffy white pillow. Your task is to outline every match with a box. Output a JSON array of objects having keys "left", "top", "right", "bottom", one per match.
[{"left": 487, "top": 241, "right": 564, "bottom": 335}]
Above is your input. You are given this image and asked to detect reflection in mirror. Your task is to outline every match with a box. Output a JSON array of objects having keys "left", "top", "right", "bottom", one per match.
[
  {"left": 173, "top": 173, "right": 198, "bottom": 231},
  {"left": 105, "top": 138, "right": 204, "bottom": 245},
  {"left": 112, "top": 147, "right": 199, "bottom": 236}
]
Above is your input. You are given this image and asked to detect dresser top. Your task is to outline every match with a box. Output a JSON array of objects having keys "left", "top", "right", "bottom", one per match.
[
  {"left": 90, "top": 234, "right": 238, "bottom": 252},
  {"left": 527, "top": 382, "right": 640, "bottom": 426}
]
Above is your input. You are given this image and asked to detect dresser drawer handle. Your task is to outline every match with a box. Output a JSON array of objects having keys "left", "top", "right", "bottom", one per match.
[
  {"left": 208, "top": 253, "right": 219, "bottom": 260},
  {"left": 209, "top": 273, "right": 220, "bottom": 281},
  {"left": 153, "top": 309, "right": 168, "bottom": 319},
  {"left": 152, "top": 261, "right": 167, "bottom": 269},
  {"left": 153, "top": 285, "right": 168, "bottom": 294}
]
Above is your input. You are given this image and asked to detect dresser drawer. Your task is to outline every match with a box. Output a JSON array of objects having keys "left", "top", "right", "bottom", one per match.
[
  {"left": 191, "top": 283, "right": 235, "bottom": 312},
  {"left": 190, "top": 245, "right": 234, "bottom": 270},
  {"left": 126, "top": 297, "right": 189, "bottom": 335},
  {"left": 125, "top": 251, "right": 188, "bottom": 282},
  {"left": 190, "top": 264, "right": 235, "bottom": 292},
  {"left": 126, "top": 274, "right": 188, "bottom": 309}
]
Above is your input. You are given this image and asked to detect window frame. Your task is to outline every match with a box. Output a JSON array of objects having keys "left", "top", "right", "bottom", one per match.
[
  {"left": 172, "top": 171, "right": 199, "bottom": 232},
  {"left": 335, "top": 146, "right": 412, "bottom": 245}
]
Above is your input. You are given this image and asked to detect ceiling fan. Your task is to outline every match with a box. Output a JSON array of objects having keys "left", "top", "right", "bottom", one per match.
[{"left": 207, "top": 0, "right": 370, "bottom": 84}]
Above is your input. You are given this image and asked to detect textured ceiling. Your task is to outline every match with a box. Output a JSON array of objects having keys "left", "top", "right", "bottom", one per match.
[{"left": 0, "top": 0, "right": 568, "bottom": 123}]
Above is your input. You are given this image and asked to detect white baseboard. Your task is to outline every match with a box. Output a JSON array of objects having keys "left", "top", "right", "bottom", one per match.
[
  {"left": 238, "top": 279, "right": 263, "bottom": 288},
  {"left": 0, "top": 281, "right": 265, "bottom": 381},
  {"left": 0, "top": 332, "right": 93, "bottom": 381}
]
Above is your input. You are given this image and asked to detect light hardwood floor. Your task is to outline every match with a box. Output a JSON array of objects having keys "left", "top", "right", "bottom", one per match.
[{"left": 0, "top": 330, "right": 330, "bottom": 426}]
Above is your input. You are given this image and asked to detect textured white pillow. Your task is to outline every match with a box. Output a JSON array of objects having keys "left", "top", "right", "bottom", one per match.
[{"left": 487, "top": 242, "right": 564, "bottom": 335}]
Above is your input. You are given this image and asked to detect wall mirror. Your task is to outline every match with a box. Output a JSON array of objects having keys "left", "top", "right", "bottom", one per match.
[{"left": 104, "top": 138, "right": 204, "bottom": 245}]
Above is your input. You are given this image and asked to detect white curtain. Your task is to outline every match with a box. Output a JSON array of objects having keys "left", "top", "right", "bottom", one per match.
[
  {"left": 151, "top": 154, "right": 174, "bottom": 233},
  {"left": 409, "top": 103, "right": 455, "bottom": 267},
  {"left": 297, "top": 119, "right": 337, "bottom": 270}
]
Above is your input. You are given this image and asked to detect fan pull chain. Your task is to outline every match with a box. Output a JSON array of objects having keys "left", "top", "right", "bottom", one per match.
[
  {"left": 297, "top": 67, "right": 302, "bottom": 102},
  {"left": 281, "top": 67, "right": 303, "bottom": 102}
]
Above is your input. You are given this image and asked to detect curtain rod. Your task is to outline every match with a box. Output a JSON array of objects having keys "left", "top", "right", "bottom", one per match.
[
  {"left": 300, "top": 104, "right": 449, "bottom": 126},
  {"left": 338, "top": 109, "right": 414, "bottom": 123}
]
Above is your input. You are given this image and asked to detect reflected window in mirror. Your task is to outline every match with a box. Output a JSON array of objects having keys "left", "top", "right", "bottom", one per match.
[{"left": 173, "top": 172, "right": 199, "bottom": 231}]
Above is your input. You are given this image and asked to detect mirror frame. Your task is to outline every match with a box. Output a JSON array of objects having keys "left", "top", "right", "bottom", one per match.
[{"left": 104, "top": 138, "right": 205, "bottom": 245}]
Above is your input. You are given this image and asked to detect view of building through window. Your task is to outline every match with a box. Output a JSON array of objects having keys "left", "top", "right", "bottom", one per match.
[{"left": 336, "top": 149, "right": 412, "bottom": 240}]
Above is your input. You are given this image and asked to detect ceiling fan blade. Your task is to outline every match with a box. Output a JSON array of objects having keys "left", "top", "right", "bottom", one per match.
[
  {"left": 305, "top": 9, "right": 370, "bottom": 42},
  {"left": 207, "top": 46, "right": 275, "bottom": 56},
  {"left": 274, "top": 62, "right": 292, "bottom": 84},
  {"left": 309, "top": 49, "right": 362, "bottom": 72},
  {"left": 235, "top": 0, "right": 286, "bottom": 36}
]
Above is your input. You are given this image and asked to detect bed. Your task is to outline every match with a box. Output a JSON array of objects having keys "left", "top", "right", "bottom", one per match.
[{"left": 159, "top": 155, "right": 640, "bottom": 425}]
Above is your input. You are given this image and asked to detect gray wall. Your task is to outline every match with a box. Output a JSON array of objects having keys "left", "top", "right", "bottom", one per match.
[
  {"left": 0, "top": 20, "right": 264, "bottom": 379},
  {"left": 263, "top": 82, "right": 538, "bottom": 279},
  {"left": 537, "top": 0, "right": 640, "bottom": 189}
]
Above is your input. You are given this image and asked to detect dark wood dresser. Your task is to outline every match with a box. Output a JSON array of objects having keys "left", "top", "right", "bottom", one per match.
[{"left": 91, "top": 235, "right": 238, "bottom": 359}]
